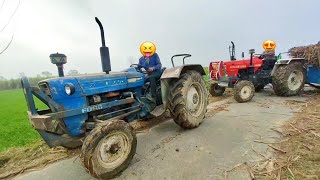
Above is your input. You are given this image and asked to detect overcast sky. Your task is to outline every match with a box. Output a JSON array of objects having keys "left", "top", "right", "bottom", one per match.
[{"left": 0, "top": 0, "right": 319, "bottom": 78}]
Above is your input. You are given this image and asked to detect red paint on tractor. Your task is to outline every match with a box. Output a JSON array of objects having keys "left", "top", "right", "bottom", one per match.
[{"left": 209, "top": 57, "right": 263, "bottom": 80}]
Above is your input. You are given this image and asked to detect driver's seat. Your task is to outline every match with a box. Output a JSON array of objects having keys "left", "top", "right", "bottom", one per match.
[{"left": 161, "top": 67, "right": 166, "bottom": 74}]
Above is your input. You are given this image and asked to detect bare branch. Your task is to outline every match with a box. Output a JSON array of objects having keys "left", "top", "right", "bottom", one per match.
[
  {"left": 1, "top": 0, "right": 20, "bottom": 32},
  {"left": 0, "top": 0, "right": 5, "bottom": 12},
  {"left": 0, "top": 33, "right": 14, "bottom": 54}
]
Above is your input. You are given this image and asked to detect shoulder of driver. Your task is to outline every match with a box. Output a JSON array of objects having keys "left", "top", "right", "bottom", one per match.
[{"left": 263, "top": 50, "right": 275, "bottom": 55}]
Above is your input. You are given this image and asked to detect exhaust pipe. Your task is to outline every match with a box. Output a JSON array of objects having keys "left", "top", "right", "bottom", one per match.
[{"left": 95, "top": 17, "right": 111, "bottom": 74}]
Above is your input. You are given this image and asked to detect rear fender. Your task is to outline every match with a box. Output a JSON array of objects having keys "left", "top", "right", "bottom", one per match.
[
  {"left": 160, "top": 64, "right": 206, "bottom": 109},
  {"left": 271, "top": 58, "right": 305, "bottom": 76}
]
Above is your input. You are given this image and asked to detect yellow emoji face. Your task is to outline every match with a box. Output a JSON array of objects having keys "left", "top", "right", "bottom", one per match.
[
  {"left": 263, "top": 40, "right": 276, "bottom": 51},
  {"left": 140, "top": 41, "right": 156, "bottom": 57}
]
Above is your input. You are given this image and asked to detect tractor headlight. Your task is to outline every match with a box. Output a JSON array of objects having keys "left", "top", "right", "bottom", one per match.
[{"left": 65, "top": 83, "right": 75, "bottom": 95}]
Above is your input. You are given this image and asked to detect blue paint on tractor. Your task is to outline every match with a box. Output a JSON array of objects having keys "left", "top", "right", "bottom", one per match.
[{"left": 38, "top": 71, "right": 145, "bottom": 137}]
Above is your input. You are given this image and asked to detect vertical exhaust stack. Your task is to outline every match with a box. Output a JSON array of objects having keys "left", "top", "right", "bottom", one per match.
[
  {"left": 95, "top": 17, "right": 111, "bottom": 74},
  {"left": 229, "top": 41, "right": 236, "bottom": 61}
]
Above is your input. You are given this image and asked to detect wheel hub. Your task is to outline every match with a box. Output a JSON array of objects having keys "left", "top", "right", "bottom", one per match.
[
  {"left": 192, "top": 94, "right": 199, "bottom": 104},
  {"left": 186, "top": 83, "right": 204, "bottom": 117},
  {"left": 187, "top": 86, "right": 199, "bottom": 111},
  {"left": 240, "top": 86, "right": 252, "bottom": 99},
  {"left": 288, "top": 71, "right": 303, "bottom": 91},
  {"left": 97, "top": 132, "right": 131, "bottom": 169}
]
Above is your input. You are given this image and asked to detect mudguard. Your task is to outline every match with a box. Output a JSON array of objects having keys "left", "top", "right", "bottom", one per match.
[
  {"left": 271, "top": 58, "right": 305, "bottom": 76},
  {"left": 160, "top": 64, "right": 206, "bottom": 110}
]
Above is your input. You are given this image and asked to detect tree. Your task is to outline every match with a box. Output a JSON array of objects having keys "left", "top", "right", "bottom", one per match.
[
  {"left": 41, "top": 71, "right": 52, "bottom": 77},
  {"left": 68, "top": 70, "right": 79, "bottom": 76},
  {"left": 0, "top": 76, "right": 6, "bottom": 81}
]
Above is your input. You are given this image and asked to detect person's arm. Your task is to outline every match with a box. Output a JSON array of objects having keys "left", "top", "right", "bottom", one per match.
[{"left": 152, "top": 53, "right": 162, "bottom": 71}]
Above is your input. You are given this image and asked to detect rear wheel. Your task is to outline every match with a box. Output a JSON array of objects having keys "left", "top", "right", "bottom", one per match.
[
  {"left": 209, "top": 83, "right": 225, "bottom": 96},
  {"left": 234, "top": 80, "right": 255, "bottom": 103},
  {"left": 169, "top": 71, "right": 208, "bottom": 129},
  {"left": 80, "top": 120, "right": 136, "bottom": 179},
  {"left": 272, "top": 62, "right": 306, "bottom": 96}
]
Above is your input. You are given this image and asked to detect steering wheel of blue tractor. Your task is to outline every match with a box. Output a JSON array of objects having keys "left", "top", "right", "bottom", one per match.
[{"left": 130, "top": 64, "right": 149, "bottom": 74}]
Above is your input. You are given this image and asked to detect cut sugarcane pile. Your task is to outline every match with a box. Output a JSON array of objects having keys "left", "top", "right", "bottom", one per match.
[{"left": 289, "top": 42, "right": 320, "bottom": 66}]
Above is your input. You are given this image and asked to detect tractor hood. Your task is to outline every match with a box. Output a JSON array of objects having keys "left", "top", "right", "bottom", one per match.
[{"left": 39, "top": 71, "right": 144, "bottom": 98}]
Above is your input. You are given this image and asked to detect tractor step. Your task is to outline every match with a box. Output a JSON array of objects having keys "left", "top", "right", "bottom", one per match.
[
  {"left": 218, "top": 77, "right": 229, "bottom": 87},
  {"left": 150, "top": 105, "right": 165, "bottom": 117},
  {"left": 218, "top": 81, "right": 229, "bottom": 87}
]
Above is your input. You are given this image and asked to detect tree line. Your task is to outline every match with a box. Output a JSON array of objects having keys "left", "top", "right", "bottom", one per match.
[{"left": 0, "top": 70, "right": 79, "bottom": 91}]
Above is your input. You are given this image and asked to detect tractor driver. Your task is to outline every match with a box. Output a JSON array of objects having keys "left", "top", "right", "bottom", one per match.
[
  {"left": 260, "top": 49, "right": 277, "bottom": 70},
  {"left": 138, "top": 41, "right": 162, "bottom": 101}
]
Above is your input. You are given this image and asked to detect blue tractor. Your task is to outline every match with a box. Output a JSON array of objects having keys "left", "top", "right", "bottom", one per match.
[{"left": 21, "top": 17, "right": 208, "bottom": 179}]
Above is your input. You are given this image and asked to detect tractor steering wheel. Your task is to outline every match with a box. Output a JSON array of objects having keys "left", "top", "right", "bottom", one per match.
[
  {"left": 130, "top": 64, "right": 149, "bottom": 74},
  {"left": 253, "top": 54, "right": 264, "bottom": 59}
]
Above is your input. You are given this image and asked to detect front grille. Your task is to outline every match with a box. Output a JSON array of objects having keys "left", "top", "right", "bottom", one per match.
[{"left": 39, "top": 82, "right": 51, "bottom": 97}]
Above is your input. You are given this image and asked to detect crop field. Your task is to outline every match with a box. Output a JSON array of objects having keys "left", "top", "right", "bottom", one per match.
[{"left": 0, "top": 90, "right": 43, "bottom": 152}]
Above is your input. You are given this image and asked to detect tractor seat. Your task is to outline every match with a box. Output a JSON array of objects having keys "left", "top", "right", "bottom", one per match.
[{"left": 161, "top": 67, "right": 166, "bottom": 74}]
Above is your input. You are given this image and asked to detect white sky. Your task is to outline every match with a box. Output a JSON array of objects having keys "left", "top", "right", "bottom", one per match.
[{"left": 0, "top": 0, "right": 320, "bottom": 78}]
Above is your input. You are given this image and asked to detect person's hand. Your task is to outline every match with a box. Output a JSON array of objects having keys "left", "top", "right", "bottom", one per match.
[{"left": 147, "top": 67, "right": 154, "bottom": 72}]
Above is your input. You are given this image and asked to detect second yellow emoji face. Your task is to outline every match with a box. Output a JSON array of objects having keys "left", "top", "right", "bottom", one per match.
[
  {"left": 140, "top": 41, "right": 156, "bottom": 57},
  {"left": 263, "top": 40, "right": 276, "bottom": 51}
]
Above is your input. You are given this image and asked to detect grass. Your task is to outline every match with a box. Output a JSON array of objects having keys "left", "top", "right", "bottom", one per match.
[
  {"left": 255, "top": 94, "right": 320, "bottom": 179},
  {"left": 0, "top": 89, "right": 44, "bottom": 152}
]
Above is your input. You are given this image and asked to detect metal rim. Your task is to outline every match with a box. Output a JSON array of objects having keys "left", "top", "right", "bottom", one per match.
[
  {"left": 187, "top": 82, "right": 205, "bottom": 117},
  {"left": 287, "top": 70, "right": 303, "bottom": 91},
  {"left": 96, "top": 131, "right": 131, "bottom": 170},
  {"left": 240, "top": 85, "right": 252, "bottom": 100}
]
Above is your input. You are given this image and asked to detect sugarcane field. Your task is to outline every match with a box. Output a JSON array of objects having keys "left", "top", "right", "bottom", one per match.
[{"left": 0, "top": 1, "right": 320, "bottom": 180}]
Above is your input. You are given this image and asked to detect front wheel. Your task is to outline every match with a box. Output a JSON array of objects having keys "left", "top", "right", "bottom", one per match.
[
  {"left": 234, "top": 80, "right": 255, "bottom": 103},
  {"left": 80, "top": 120, "right": 137, "bottom": 179},
  {"left": 209, "top": 83, "right": 225, "bottom": 96},
  {"left": 169, "top": 70, "right": 208, "bottom": 129}
]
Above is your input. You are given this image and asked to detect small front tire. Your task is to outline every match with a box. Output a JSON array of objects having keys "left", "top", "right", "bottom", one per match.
[
  {"left": 209, "top": 83, "right": 225, "bottom": 96},
  {"left": 80, "top": 120, "right": 137, "bottom": 179},
  {"left": 234, "top": 80, "right": 255, "bottom": 103}
]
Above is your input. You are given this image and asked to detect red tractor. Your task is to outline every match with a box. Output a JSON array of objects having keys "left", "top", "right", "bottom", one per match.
[{"left": 208, "top": 42, "right": 277, "bottom": 102}]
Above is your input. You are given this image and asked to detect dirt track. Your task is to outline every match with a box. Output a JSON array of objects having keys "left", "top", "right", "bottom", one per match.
[{"left": 13, "top": 88, "right": 309, "bottom": 180}]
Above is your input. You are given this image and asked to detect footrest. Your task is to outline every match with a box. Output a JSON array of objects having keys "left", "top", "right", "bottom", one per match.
[{"left": 150, "top": 105, "right": 165, "bottom": 117}]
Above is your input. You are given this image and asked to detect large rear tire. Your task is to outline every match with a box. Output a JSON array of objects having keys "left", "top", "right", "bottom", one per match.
[
  {"left": 80, "top": 120, "right": 137, "bottom": 179},
  {"left": 234, "top": 80, "right": 255, "bottom": 103},
  {"left": 209, "top": 83, "right": 225, "bottom": 96},
  {"left": 169, "top": 71, "right": 208, "bottom": 129},
  {"left": 272, "top": 62, "right": 306, "bottom": 96}
]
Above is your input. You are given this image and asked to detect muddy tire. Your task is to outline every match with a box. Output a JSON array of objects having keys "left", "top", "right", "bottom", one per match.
[
  {"left": 209, "top": 83, "right": 225, "bottom": 96},
  {"left": 255, "top": 85, "right": 265, "bottom": 92},
  {"left": 169, "top": 70, "right": 208, "bottom": 129},
  {"left": 234, "top": 80, "right": 254, "bottom": 103},
  {"left": 272, "top": 62, "right": 306, "bottom": 96},
  {"left": 80, "top": 120, "right": 137, "bottom": 179}
]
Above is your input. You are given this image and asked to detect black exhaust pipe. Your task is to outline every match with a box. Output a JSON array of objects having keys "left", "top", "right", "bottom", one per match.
[
  {"left": 95, "top": 17, "right": 111, "bottom": 74},
  {"left": 229, "top": 41, "right": 236, "bottom": 61}
]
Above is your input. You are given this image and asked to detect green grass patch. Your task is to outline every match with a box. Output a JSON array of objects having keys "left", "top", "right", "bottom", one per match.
[{"left": 0, "top": 89, "right": 46, "bottom": 152}]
